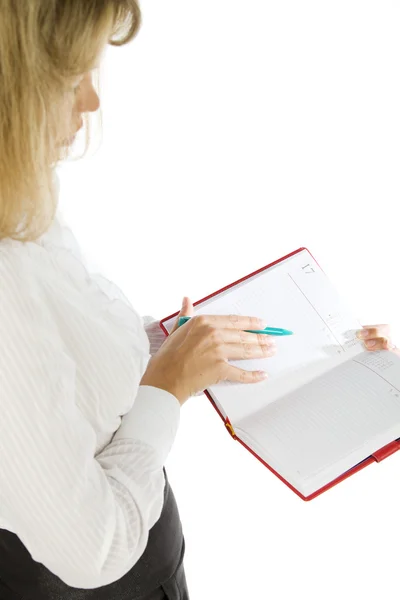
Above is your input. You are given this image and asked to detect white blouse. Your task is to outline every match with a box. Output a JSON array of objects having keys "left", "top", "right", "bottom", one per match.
[{"left": 0, "top": 174, "right": 180, "bottom": 589}]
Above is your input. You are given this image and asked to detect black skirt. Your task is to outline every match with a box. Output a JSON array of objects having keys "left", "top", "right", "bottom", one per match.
[{"left": 0, "top": 469, "right": 189, "bottom": 600}]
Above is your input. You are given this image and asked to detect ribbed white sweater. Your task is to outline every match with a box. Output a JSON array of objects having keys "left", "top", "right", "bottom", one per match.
[{"left": 0, "top": 175, "right": 179, "bottom": 589}]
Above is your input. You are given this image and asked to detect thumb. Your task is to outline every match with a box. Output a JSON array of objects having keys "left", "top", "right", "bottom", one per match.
[
  {"left": 180, "top": 296, "right": 194, "bottom": 318},
  {"left": 171, "top": 296, "right": 194, "bottom": 334}
]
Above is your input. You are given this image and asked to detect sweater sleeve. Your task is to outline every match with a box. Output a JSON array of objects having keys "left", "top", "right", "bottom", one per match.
[
  {"left": 0, "top": 257, "right": 180, "bottom": 590},
  {"left": 142, "top": 315, "right": 168, "bottom": 356}
]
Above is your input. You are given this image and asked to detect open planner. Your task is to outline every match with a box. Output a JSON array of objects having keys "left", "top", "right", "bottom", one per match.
[{"left": 160, "top": 248, "right": 400, "bottom": 500}]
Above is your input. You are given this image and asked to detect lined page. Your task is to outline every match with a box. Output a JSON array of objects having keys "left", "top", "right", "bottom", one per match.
[
  {"left": 235, "top": 350, "right": 400, "bottom": 496},
  {"left": 164, "top": 250, "right": 364, "bottom": 422}
]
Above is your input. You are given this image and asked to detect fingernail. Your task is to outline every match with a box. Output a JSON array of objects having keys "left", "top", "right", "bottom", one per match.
[
  {"left": 357, "top": 329, "right": 369, "bottom": 339},
  {"left": 365, "top": 339, "right": 376, "bottom": 348},
  {"left": 258, "top": 371, "right": 268, "bottom": 379},
  {"left": 259, "top": 320, "right": 268, "bottom": 329}
]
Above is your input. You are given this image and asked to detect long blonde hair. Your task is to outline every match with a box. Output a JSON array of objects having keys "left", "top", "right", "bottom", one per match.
[{"left": 0, "top": 0, "right": 141, "bottom": 242}]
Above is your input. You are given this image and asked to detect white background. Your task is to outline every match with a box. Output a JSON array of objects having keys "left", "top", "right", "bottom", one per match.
[{"left": 58, "top": 1, "right": 400, "bottom": 598}]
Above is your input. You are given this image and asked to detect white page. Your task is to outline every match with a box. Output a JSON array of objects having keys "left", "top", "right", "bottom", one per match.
[
  {"left": 164, "top": 249, "right": 365, "bottom": 422},
  {"left": 235, "top": 350, "right": 400, "bottom": 497}
]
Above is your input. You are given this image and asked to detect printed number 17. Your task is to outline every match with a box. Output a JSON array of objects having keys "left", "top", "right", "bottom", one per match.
[{"left": 302, "top": 264, "right": 315, "bottom": 274}]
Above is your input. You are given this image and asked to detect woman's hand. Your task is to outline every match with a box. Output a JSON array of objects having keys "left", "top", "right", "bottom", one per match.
[
  {"left": 140, "top": 297, "right": 276, "bottom": 405},
  {"left": 356, "top": 324, "right": 397, "bottom": 351}
]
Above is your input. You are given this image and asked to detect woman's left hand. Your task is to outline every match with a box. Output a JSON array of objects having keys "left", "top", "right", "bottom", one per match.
[{"left": 356, "top": 324, "right": 397, "bottom": 351}]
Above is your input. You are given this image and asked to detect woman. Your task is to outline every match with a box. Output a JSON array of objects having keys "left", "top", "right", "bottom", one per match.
[{"left": 0, "top": 2, "right": 395, "bottom": 599}]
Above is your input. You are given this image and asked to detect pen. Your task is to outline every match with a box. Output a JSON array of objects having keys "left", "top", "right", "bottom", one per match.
[{"left": 177, "top": 316, "right": 293, "bottom": 336}]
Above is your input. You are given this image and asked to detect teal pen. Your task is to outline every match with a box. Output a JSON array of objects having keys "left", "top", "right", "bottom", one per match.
[{"left": 177, "top": 316, "right": 293, "bottom": 336}]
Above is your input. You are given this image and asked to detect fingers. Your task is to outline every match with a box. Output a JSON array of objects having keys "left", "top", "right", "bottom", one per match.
[
  {"left": 215, "top": 328, "right": 276, "bottom": 348},
  {"left": 358, "top": 324, "right": 391, "bottom": 339},
  {"left": 188, "top": 319, "right": 276, "bottom": 359},
  {"left": 363, "top": 336, "right": 393, "bottom": 351},
  {"left": 224, "top": 342, "right": 277, "bottom": 360},
  {"left": 191, "top": 314, "right": 266, "bottom": 332},
  {"left": 223, "top": 364, "right": 269, "bottom": 383},
  {"left": 357, "top": 324, "right": 395, "bottom": 351}
]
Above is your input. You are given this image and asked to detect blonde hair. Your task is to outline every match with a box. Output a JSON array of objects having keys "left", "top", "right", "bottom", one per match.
[{"left": 0, "top": 0, "right": 141, "bottom": 242}]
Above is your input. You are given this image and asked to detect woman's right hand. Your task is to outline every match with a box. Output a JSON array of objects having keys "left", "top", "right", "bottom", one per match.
[{"left": 140, "top": 298, "right": 276, "bottom": 405}]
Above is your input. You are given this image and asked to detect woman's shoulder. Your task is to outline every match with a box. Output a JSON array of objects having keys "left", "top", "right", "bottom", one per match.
[
  {"left": 0, "top": 240, "right": 67, "bottom": 360},
  {"left": 0, "top": 236, "right": 43, "bottom": 282},
  {"left": 0, "top": 237, "right": 34, "bottom": 279},
  {"left": 0, "top": 237, "right": 56, "bottom": 330},
  {"left": 0, "top": 211, "right": 72, "bottom": 280}
]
